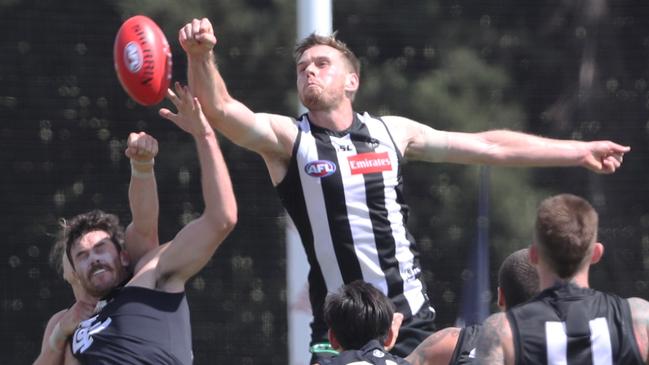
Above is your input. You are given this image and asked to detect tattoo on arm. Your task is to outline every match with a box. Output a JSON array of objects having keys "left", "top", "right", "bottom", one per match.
[
  {"left": 406, "top": 327, "right": 459, "bottom": 365},
  {"left": 476, "top": 313, "right": 509, "bottom": 365},
  {"left": 628, "top": 297, "right": 649, "bottom": 363}
]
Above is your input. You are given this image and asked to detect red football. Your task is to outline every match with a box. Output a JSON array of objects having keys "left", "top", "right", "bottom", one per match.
[{"left": 113, "top": 15, "right": 172, "bottom": 106}]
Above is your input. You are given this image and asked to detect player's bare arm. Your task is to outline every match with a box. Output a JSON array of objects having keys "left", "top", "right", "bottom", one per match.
[
  {"left": 387, "top": 115, "right": 629, "bottom": 173},
  {"left": 145, "top": 84, "right": 237, "bottom": 292},
  {"left": 476, "top": 312, "right": 512, "bottom": 365},
  {"left": 180, "top": 18, "right": 296, "bottom": 161},
  {"left": 445, "top": 130, "right": 628, "bottom": 173},
  {"left": 627, "top": 297, "right": 649, "bottom": 363},
  {"left": 405, "top": 327, "right": 461, "bottom": 365},
  {"left": 123, "top": 131, "right": 160, "bottom": 266},
  {"left": 381, "top": 116, "right": 450, "bottom": 163},
  {"left": 33, "top": 300, "right": 95, "bottom": 365}
]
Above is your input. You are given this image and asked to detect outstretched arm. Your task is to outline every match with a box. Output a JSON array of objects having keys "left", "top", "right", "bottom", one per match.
[
  {"left": 179, "top": 18, "right": 295, "bottom": 159},
  {"left": 123, "top": 132, "right": 159, "bottom": 267},
  {"left": 388, "top": 116, "right": 629, "bottom": 174},
  {"left": 155, "top": 83, "right": 237, "bottom": 291},
  {"left": 443, "top": 130, "right": 628, "bottom": 173}
]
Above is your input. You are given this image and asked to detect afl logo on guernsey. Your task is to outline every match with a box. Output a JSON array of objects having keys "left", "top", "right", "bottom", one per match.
[{"left": 305, "top": 160, "right": 336, "bottom": 177}]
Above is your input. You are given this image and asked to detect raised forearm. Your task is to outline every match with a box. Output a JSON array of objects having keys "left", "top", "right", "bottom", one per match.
[
  {"left": 194, "top": 132, "right": 237, "bottom": 229},
  {"left": 188, "top": 52, "right": 231, "bottom": 122},
  {"left": 157, "top": 132, "right": 237, "bottom": 284},
  {"left": 125, "top": 158, "right": 159, "bottom": 264}
]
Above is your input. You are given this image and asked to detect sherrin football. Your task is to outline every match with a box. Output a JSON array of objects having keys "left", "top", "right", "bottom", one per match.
[{"left": 113, "top": 15, "right": 172, "bottom": 106}]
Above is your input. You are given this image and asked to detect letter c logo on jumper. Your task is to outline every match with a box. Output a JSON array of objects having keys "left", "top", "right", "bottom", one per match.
[{"left": 305, "top": 160, "right": 337, "bottom": 177}]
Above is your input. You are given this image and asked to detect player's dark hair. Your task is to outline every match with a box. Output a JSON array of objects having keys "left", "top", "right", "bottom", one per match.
[
  {"left": 60, "top": 209, "right": 125, "bottom": 270},
  {"left": 498, "top": 248, "right": 539, "bottom": 307},
  {"left": 323, "top": 280, "right": 394, "bottom": 350}
]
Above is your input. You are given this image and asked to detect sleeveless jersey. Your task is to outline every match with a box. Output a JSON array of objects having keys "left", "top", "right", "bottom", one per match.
[
  {"left": 450, "top": 324, "right": 481, "bottom": 364},
  {"left": 276, "top": 112, "right": 432, "bottom": 343},
  {"left": 507, "top": 283, "right": 643, "bottom": 365},
  {"left": 320, "top": 340, "right": 412, "bottom": 365},
  {"left": 71, "top": 286, "right": 192, "bottom": 364}
]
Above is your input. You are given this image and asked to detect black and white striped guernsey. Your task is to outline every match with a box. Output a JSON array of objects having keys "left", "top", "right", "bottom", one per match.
[
  {"left": 276, "top": 111, "right": 433, "bottom": 342},
  {"left": 507, "top": 283, "right": 643, "bottom": 365}
]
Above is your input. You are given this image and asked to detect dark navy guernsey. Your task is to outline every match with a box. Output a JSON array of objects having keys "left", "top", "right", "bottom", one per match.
[{"left": 71, "top": 286, "right": 192, "bottom": 365}]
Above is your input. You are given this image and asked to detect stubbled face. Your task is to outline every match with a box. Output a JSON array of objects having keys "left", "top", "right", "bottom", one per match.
[
  {"left": 296, "top": 45, "right": 351, "bottom": 111},
  {"left": 70, "top": 230, "right": 127, "bottom": 298}
]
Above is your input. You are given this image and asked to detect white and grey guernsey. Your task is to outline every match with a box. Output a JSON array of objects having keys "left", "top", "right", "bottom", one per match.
[
  {"left": 276, "top": 112, "right": 433, "bottom": 346},
  {"left": 507, "top": 283, "right": 643, "bottom": 365}
]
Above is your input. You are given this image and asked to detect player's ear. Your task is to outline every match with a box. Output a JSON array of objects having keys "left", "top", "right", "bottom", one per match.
[
  {"left": 344, "top": 72, "right": 359, "bottom": 93},
  {"left": 384, "top": 312, "right": 404, "bottom": 351},
  {"left": 497, "top": 286, "right": 506, "bottom": 311},
  {"left": 119, "top": 249, "right": 130, "bottom": 267},
  {"left": 529, "top": 244, "right": 539, "bottom": 265},
  {"left": 328, "top": 328, "right": 342, "bottom": 352},
  {"left": 590, "top": 242, "right": 604, "bottom": 264}
]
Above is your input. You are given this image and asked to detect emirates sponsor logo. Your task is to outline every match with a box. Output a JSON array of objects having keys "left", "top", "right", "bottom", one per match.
[
  {"left": 304, "top": 160, "right": 337, "bottom": 177},
  {"left": 348, "top": 152, "right": 392, "bottom": 175}
]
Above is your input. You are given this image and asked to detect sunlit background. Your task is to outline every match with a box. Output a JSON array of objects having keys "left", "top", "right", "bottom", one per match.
[{"left": 1, "top": 0, "right": 648, "bottom": 363}]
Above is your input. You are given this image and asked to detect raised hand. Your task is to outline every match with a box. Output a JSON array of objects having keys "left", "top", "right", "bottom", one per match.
[
  {"left": 179, "top": 18, "right": 217, "bottom": 56},
  {"left": 125, "top": 132, "right": 158, "bottom": 163},
  {"left": 159, "top": 82, "right": 213, "bottom": 138},
  {"left": 582, "top": 141, "right": 630, "bottom": 174}
]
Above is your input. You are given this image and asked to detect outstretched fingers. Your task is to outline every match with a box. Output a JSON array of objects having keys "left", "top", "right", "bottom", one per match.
[
  {"left": 608, "top": 142, "right": 631, "bottom": 154},
  {"left": 159, "top": 87, "right": 181, "bottom": 125}
]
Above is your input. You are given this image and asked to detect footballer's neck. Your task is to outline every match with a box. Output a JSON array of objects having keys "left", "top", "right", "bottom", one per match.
[{"left": 307, "top": 102, "right": 355, "bottom": 133}]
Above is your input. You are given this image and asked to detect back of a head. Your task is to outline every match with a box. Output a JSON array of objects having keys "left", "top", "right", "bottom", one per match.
[
  {"left": 534, "top": 194, "right": 598, "bottom": 279},
  {"left": 498, "top": 248, "right": 540, "bottom": 307},
  {"left": 60, "top": 209, "right": 125, "bottom": 269},
  {"left": 323, "top": 280, "right": 394, "bottom": 350}
]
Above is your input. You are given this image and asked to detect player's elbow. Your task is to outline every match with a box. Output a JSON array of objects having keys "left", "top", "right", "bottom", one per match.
[
  {"left": 206, "top": 207, "right": 237, "bottom": 238},
  {"left": 221, "top": 208, "right": 238, "bottom": 235},
  {"left": 481, "top": 146, "right": 511, "bottom": 165}
]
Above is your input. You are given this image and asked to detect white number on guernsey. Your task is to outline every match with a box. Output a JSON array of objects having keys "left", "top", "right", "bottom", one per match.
[{"left": 545, "top": 317, "right": 612, "bottom": 365}]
